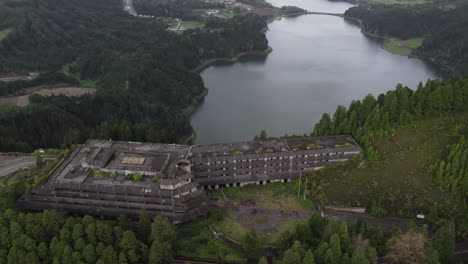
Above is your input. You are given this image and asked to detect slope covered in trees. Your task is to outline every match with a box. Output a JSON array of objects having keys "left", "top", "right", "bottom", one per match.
[
  {"left": 302, "top": 76, "right": 468, "bottom": 242},
  {"left": 0, "top": 208, "right": 177, "bottom": 264},
  {"left": 0, "top": 0, "right": 268, "bottom": 152},
  {"left": 312, "top": 77, "right": 468, "bottom": 159},
  {"left": 345, "top": 3, "right": 468, "bottom": 76},
  {"left": 255, "top": 75, "right": 467, "bottom": 240}
]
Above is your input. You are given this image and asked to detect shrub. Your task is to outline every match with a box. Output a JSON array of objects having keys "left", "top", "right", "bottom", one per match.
[{"left": 132, "top": 173, "right": 143, "bottom": 181}]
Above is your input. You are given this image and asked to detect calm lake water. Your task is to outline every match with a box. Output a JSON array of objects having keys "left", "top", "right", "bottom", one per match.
[{"left": 191, "top": 0, "right": 440, "bottom": 144}]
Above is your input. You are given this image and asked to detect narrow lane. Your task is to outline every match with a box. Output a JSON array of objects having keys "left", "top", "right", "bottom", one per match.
[{"left": 0, "top": 158, "right": 36, "bottom": 177}]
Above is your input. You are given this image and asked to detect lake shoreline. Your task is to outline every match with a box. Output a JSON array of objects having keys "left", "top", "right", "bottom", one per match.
[
  {"left": 344, "top": 16, "right": 446, "bottom": 75},
  {"left": 190, "top": 1, "right": 439, "bottom": 144},
  {"left": 191, "top": 47, "right": 274, "bottom": 73},
  {"left": 191, "top": 10, "right": 314, "bottom": 73}
]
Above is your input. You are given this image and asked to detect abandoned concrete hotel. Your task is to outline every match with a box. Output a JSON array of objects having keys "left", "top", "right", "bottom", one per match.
[{"left": 17, "top": 136, "right": 361, "bottom": 223}]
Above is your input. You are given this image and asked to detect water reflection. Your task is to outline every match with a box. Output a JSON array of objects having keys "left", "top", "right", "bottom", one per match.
[{"left": 191, "top": 1, "right": 440, "bottom": 144}]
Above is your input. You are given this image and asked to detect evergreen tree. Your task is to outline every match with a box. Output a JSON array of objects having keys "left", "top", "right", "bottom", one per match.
[
  {"left": 100, "top": 246, "right": 118, "bottom": 264},
  {"left": 282, "top": 248, "right": 303, "bottom": 264},
  {"left": 241, "top": 229, "right": 262, "bottom": 259},
  {"left": 351, "top": 247, "right": 369, "bottom": 264},
  {"left": 366, "top": 247, "right": 378, "bottom": 264},
  {"left": 85, "top": 223, "right": 97, "bottom": 245},
  {"left": 148, "top": 240, "right": 172, "bottom": 264},
  {"left": 119, "top": 252, "right": 129, "bottom": 264},
  {"left": 338, "top": 222, "right": 350, "bottom": 250},
  {"left": 341, "top": 253, "right": 351, "bottom": 264},
  {"left": 150, "top": 216, "right": 175, "bottom": 244},
  {"left": 324, "top": 248, "right": 336, "bottom": 264},
  {"left": 329, "top": 233, "right": 341, "bottom": 259},
  {"left": 432, "top": 222, "right": 455, "bottom": 264},
  {"left": 137, "top": 209, "right": 151, "bottom": 243},
  {"left": 302, "top": 249, "right": 315, "bottom": 264},
  {"left": 72, "top": 224, "right": 84, "bottom": 242},
  {"left": 119, "top": 231, "right": 138, "bottom": 252},
  {"left": 314, "top": 241, "right": 329, "bottom": 264}
]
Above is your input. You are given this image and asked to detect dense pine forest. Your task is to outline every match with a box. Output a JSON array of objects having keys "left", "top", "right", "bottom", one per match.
[
  {"left": 345, "top": 3, "right": 468, "bottom": 75},
  {"left": 0, "top": 0, "right": 268, "bottom": 152}
]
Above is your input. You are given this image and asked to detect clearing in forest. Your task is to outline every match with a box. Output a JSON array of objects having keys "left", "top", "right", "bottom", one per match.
[
  {"left": 383, "top": 37, "right": 424, "bottom": 56},
  {"left": 0, "top": 87, "right": 96, "bottom": 106},
  {"left": 175, "top": 183, "right": 315, "bottom": 261}
]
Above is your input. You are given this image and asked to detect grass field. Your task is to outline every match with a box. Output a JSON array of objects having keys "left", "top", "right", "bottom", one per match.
[
  {"left": 208, "top": 183, "right": 315, "bottom": 241},
  {"left": 315, "top": 113, "right": 468, "bottom": 216},
  {"left": 62, "top": 63, "right": 97, "bottom": 88},
  {"left": 212, "top": 209, "right": 309, "bottom": 242},
  {"left": 383, "top": 38, "right": 424, "bottom": 56},
  {"left": 208, "top": 182, "right": 316, "bottom": 211},
  {"left": 0, "top": 28, "right": 13, "bottom": 40},
  {"left": 180, "top": 20, "right": 204, "bottom": 29}
]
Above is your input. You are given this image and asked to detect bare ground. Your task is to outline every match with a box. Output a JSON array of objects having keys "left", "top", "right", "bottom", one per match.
[
  {"left": 223, "top": 197, "right": 312, "bottom": 235},
  {"left": 0, "top": 87, "right": 96, "bottom": 106}
]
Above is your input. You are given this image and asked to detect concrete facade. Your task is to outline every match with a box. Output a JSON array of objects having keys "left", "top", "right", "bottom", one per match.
[{"left": 17, "top": 135, "right": 361, "bottom": 223}]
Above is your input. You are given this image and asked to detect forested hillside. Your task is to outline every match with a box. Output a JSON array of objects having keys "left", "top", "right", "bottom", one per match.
[
  {"left": 0, "top": 208, "right": 177, "bottom": 264},
  {"left": 345, "top": 4, "right": 468, "bottom": 75},
  {"left": 0, "top": 0, "right": 268, "bottom": 152},
  {"left": 257, "top": 75, "right": 467, "bottom": 241}
]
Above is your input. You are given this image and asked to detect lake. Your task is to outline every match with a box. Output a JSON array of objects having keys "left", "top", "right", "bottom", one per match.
[{"left": 191, "top": 0, "right": 440, "bottom": 144}]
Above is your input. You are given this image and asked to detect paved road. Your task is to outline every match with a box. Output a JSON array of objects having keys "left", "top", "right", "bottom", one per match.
[{"left": 0, "top": 158, "right": 36, "bottom": 177}]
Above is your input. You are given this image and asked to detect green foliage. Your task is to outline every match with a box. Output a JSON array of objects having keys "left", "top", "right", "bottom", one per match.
[
  {"left": 302, "top": 249, "right": 315, "bottom": 264},
  {"left": 276, "top": 216, "right": 392, "bottom": 264},
  {"left": 35, "top": 156, "right": 43, "bottom": 167},
  {"left": 431, "top": 135, "right": 467, "bottom": 193},
  {"left": 382, "top": 38, "right": 424, "bottom": 56},
  {"left": 0, "top": 209, "right": 174, "bottom": 264},
  {"left": 241, "top": 229, "right": 262, "bottom": 259},
  {"left": 254, "top": 129, "right": 268, "bottom": 141},
  {"left": 432, "top": 222, "right": 455, "bottom": 264},
  {"left": 351, "top": 247, "right": 369, "bottom": 264},
  {"left": 369, "top": 199, "right": 387, "bottom": 217},
  {"left": 258, "top": 256, "right": 268, "bottom": 264},
  {"left": 345, "top": 4, "right": 468, "bottom": 75},
  {"left": 0, "top": 27, "right": 12, "bottom": 41},
  {"left": 93, "top": 170, "right": 104, "bottom": 177},
  {"left": 329, "top": 234, "right": 341, "bottom": 261},
  {"left": 366, "top": 247, "right": 378, "bottom": 264},
  {"left": 138, "top": 209, "right": 151, "bottom": 243},
  {"left": 152, "top": 173, "right": 166, "bottom": 182},
  {"left": 132, "top": 174, "right": 143, "bottom": 181},
  {"left": 150, "top": 216, "right": 176, "bottom": 244},
  {"left": 0, "top": 0, "right": 268, "bottom": 152},
  {"left": 338, "top": 222, "right": 351, "bottom": 250}
]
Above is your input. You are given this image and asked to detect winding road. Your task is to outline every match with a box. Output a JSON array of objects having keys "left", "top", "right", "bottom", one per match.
[{"left": 0, "top": 157, "right": 36, "bottom": 177}]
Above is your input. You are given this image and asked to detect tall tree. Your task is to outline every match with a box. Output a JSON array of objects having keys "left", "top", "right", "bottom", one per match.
[
  {"left": 432, "top": 222, "right": 455, "bottom": 264},
  {"left": 137, "top": 209, "right": 151, "bottom": 243}
]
